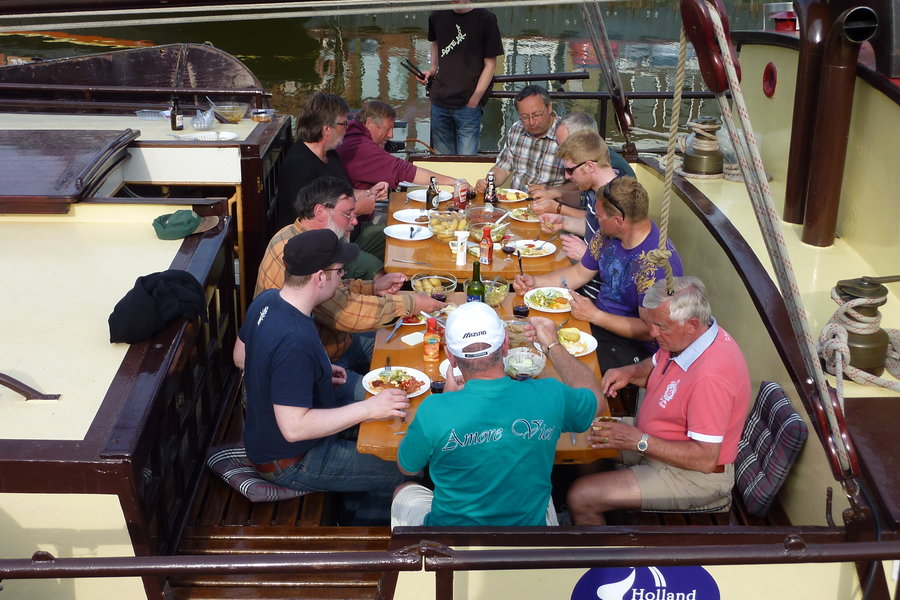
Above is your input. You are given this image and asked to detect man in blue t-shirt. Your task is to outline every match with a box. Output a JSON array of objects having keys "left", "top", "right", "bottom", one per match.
[
  {"left": 513, "top": 131, "right": 684, "bottom": 372},
  {"left": 390, "top": 302, "right": 604, "bottom": 527},
  {"left": 234, "top": 229, "right": 408, "bottom": 494}
]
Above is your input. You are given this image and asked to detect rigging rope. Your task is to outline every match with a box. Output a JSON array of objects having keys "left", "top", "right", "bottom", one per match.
[
  {"left": 819, "top": 289, "right": 900, "bottom": 393},
  {"left": 704, "top": 2, "right": 853, "bottom": 476}
]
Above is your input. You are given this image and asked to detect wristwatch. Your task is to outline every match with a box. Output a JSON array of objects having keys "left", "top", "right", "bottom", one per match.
[{"left": 636, "top": 433, "right": 649, "bottom": 455}]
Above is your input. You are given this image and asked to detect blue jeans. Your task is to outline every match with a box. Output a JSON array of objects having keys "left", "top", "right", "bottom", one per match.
[
  {"left": 268, "top": 434, "right": 407, "bottom": 493},
  {"left": 431, "top": 104, "right": 482, "bottom": 155},
  {"left": 333, "top": 331, "right": 375, "bottom": 404}
]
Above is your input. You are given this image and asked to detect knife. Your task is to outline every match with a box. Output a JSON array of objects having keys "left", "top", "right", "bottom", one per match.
[
  {"left": 395, "top": 259, "right": 431, "bottom": 266},
  {"left": 385, "top": 318, "right": 404, "bottom": 342}
]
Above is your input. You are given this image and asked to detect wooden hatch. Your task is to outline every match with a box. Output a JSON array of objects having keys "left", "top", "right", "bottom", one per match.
[{"left": 0, "top": 128, "right": 138, "bottom": 213}]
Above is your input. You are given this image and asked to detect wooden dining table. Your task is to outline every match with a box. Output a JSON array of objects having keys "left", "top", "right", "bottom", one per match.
[
  {"left": 383, "top": 190, "right": 574, "bottom": 279},
  {"left": 355, "top": 291, "right": 616, "bottom": 464}
]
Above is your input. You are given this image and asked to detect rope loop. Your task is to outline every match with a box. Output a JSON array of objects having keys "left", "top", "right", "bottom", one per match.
[{"left": 646, "top": 248, "right": 673, "bottom": 266}]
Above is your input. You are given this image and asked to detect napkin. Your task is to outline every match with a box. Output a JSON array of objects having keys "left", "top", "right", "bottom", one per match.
[{"left": 401, "top": 331, "right": 425, "bottom": 346}]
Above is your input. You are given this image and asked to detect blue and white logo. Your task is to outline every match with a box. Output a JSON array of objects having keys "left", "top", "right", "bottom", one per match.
[{"left": 571, "top": 566, "right": 719, "bottom": 600}]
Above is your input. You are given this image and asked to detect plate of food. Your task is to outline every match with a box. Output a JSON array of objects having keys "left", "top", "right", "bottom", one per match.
[
  {"left": 556, "top": 327, "right": 598, "bottom": 357},
  {"left": 362, "top": 366, "right": 430, "bottom": 397},
  {"left": 384, "top": 224, "right": 433, "bottom": 241},
  {"left": 524, "top": 287, "right": 572, "bottom": 313},
  {"left": 439, "top": 359, "right": 463, "bottom": 379},
  {"left": 515, "top": 239, "right": 556, "bottom": 257},
  {"left": 393, "top": 208, "right": 431, "bottom": 225},
  {"left": 497, "top": 188, "right": 529, "bottom": 203},
  {"left": 400, "top": 314, "right": 428, "bottom": 325},
  {"left": 509, "top": 205, "right": 540, "bottom": 222},
  {"left": 406, "top": 188, "right": 452, "bottom": 203}
]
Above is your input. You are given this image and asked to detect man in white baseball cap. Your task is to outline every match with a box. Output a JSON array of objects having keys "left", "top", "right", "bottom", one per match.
[{"left": 391, "top": 302, "right": 606, "bottom": 528}]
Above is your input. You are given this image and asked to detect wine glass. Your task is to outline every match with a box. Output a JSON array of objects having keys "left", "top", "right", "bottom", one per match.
[{"left": 501, "top": 233, "right": 518, "bottom": 263}]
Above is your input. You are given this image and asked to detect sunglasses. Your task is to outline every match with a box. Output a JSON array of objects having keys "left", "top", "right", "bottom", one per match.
[
  {"left": 602, "top": 178, "right": 625, "bottom": 217},
  {"left": 564, "top": 160, "right": 590, "bottom": 177}
]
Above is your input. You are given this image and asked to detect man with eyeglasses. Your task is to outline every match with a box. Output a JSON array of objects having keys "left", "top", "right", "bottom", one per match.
[
  {"left": 257, "top": 177, "right": 446, "bottom": 404},
  {"left": 513, "top": 131, "right": 683, "bottom": 374},
  {"left": 236, "top": 228, "right": 411, "bottom": 507},
  {"left": 275, "top": 93, "right": 389, "bottom": 279},
  {"left": 474, "top": 85, "right": 567, "bottom": 194}
]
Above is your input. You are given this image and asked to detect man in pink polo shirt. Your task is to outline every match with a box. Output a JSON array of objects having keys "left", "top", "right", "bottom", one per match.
[{"left": 567, "top": 276, "right": 750, "bottom": 525}]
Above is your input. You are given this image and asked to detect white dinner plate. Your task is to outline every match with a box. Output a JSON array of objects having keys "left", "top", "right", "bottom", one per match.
[
  {"left": 384, "top": 224, "right": 433, "bottom": 241},
  {"left": 392, "top": 208, "right": 432, "bottom": 225},
  {"left": 400, "top": 314, "right": 427, "bottom": 326},
  {"left": 406, "top": 188, "right": 452, "bottom": 203},
  {"left": 497, "top": 188, "right": 529, "bottom": 203},
  {"left": 362, "top": 366, "right": 431, "bottom": 398},
  {"left": 515, "top": 239, "right": 556, "bottom": 257},
  {"left": 554, "top": 330, "right": 598, "bottom": 357},
  {"left": 173, "top": 131, "right": 238, "bottom": 141},
  {"left": 524, "top": 287, "right": 572, "bottom": 313},
  {"left": 439, "top": 359, "right": 463, "bottom": 379},
  {"left": 509, "top": 206, "right": 540, "bottom": 222}
]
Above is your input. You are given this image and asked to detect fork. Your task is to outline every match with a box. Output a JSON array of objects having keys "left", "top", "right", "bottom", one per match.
[
  {"left": 538, "top": 233, "right": 559, "bottom": 250},
  {"left": 381, "top": 355, "right": 392, "bottom": 377}
]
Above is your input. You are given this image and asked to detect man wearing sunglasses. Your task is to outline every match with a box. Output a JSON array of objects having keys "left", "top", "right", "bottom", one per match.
[
  {"left": 513, "top": 132, "right": 683, "bottom": 374},
  {"left": 257, "top": 177, "right": 446, "bottom": 405}
]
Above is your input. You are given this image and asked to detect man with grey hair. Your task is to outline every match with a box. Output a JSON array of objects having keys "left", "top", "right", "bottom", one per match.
[
  {"left": 337, "top": 99, "right": 462, "bottom": 189},
  {"left": 391, "top": 301, "right": 603, "bottom": 527},
  {"left": 566, "top": 276, "right": 750, "bottom": 525}
]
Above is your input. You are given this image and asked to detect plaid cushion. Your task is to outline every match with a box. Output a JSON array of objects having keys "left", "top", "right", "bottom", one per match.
[
  {"left": 206, "top": 443, "right": 308, "bottom": 503},
  {"left": 735, "top": 381, "right": 808, "bottom": 517}
]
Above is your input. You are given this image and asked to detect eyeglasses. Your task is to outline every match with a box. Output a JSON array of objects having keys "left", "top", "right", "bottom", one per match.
[
  {"left": 332, "top": 121, "right": 348, "bottom": 128},
  {"left": 564, "top": 160, "right": 590, "bottom": 177},
  {"left": 323, "top": 266, "right": 346, "bottom": 277},
  {"left": 519, "top": 109, "right": 546, "bottom": 123},
  {"left": 602, "top": 178, "right": 625, "bottom": 217},
  {"left": 329, "top": 206, "right": 357, "bottom": 221}
]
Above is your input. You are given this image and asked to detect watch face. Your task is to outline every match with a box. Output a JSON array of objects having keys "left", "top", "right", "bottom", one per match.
[{"left": 637, "top": 434, "right": 649, "bottom": 452}]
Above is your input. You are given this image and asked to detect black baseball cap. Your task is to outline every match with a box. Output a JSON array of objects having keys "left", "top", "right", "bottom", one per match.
[{"left": 283, "top": 229, "right": 359, "bottom": 276}]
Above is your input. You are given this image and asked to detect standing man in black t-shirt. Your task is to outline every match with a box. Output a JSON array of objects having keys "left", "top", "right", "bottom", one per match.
[{"left": 417, "top": 0, "right": 503, "bottom": 155}]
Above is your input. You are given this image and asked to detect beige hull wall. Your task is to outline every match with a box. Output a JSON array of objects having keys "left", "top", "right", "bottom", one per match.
[{"left": 0, "top": 493, "right": 145, "bottom": 599}]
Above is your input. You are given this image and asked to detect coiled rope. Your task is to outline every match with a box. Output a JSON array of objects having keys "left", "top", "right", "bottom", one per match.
[{"left": 819, "top": 288, "right": 900, "bottom": 394}]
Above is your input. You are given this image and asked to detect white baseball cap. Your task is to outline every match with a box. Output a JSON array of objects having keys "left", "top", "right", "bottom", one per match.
[{"left": 445, "top": 302, "right": 506, "bottom": 359}]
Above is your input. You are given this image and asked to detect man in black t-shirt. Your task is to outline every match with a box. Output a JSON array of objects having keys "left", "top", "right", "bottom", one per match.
[{"left": 417, "top": 0, "right": 503, "bottom": 155}]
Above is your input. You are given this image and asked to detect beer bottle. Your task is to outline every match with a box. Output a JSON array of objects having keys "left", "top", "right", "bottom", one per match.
[
  {"left": 479, "top": 225, "right": 493, "bottom": 266},
  {"left": 466, "top": 261, "right": 485, "bottom": 303},
  {"left": 170, "top": 97, "right": 184, "bottom": 131},
  {"left": 426, "top": 176, "right": 440, "bottom": 210},
  {"left": 485, "top": 172, "right": 497, "bottom": 206}
]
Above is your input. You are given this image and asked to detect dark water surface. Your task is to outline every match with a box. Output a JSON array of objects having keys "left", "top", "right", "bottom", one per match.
[{"left": 0, "top": 1, "right": 768, "bottom": 150}]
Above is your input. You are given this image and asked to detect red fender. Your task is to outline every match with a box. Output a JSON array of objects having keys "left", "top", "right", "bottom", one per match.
[{"left": 680, "top": 0, "right": 741, "bottom": 94}]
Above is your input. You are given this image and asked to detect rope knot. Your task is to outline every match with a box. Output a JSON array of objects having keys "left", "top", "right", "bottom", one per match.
[{"left": 646, "top": 248, "right": 672, "bottom": 267}]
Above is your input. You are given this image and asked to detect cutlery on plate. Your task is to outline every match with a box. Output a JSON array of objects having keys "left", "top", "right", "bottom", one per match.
[
  {"left": 420, "top": 311, "right": 446, "bottom": 327},
  {"left": 493, "top": 211, "right": 512, "bottom": 227},
  {"left": 381, "top": 355, "right": 392, "bottom": 377},
  {"left": 395, "top": 258, "right": 431, "bottom": 266},
  {"left": 385, "top": 319, "right": 404, "bottom": 342},
  {"left": 538, "top": 233, "right": 559, "bottom": 249},
  {"left": 409, "top": 226, "right": 424, "bottom": 239}
]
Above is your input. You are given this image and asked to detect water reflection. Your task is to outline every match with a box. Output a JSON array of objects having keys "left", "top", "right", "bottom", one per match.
[{"left": 0, "top": 1, "right": 767, "bottom": 150}]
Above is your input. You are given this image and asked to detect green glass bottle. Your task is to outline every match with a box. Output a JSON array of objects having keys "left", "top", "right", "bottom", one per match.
[{"left": 466, "top": 261, "right": 485, "bottom": 303}]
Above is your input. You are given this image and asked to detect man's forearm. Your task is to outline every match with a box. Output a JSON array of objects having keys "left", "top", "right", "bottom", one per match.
[
  {"left": 275, "top": 402, "right": 371, "bottom": 442},
  {"left": 639, "top": 436, "right": 721, "bottom": 473},
  {"left": 545, "top": 343, "right": 607, "bottom": 414},
  {"left": 561, "top": 214, "right": 586, "bottom": 236},
  {"left": 468, "top": 57, "right": 496, "bottom": 106}
]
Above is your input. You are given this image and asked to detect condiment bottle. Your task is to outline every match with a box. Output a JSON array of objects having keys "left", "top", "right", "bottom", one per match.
[
  {"left": 170, "top": 97, "right": 184, "bottom": 131},
  {"left": 453, "top": 178, "right": 469, "bottom": 211},
  {"left": 454, "top": 230, "right": 468, "bottom": 266},
  {"left": 479, "top": 225, "right": 493, "bottom": 265},
  {"left": 426, "top": 176, "right": 440, "bottom": 210},
  {"left": 423, "top": 318, "right": 441, "bottom": 362},
  {"left": 485, "top": 172, "right": 497, "bottom": 206},
  {"left": 466, "top": 261, "right": 485, "bottom": 303}
]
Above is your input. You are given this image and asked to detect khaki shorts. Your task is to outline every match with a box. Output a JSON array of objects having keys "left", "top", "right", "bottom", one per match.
[
  {"left": 391, "top": 483, "right": 559, "bottom": 528},
  {"left": 621, "top": 451, "right": 734, "bottom": 512}
]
